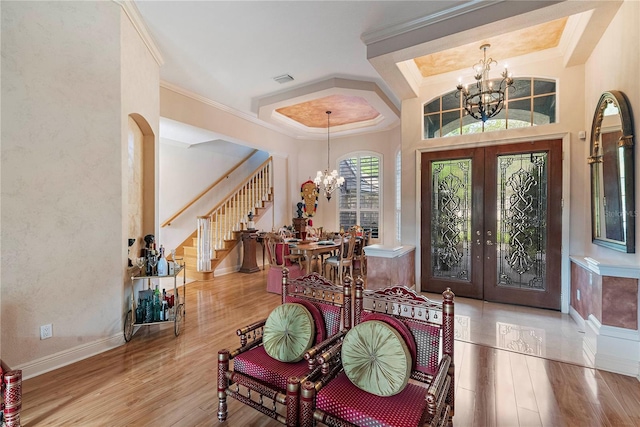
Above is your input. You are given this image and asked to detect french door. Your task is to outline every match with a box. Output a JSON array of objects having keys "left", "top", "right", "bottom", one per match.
[{"left": 421, "top": 140, "right": 562, "bottom": 310}]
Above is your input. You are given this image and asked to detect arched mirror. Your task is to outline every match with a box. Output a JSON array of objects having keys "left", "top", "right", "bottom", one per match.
[{"left": 589, "top": 90, "right": 635, "bottom": 253}]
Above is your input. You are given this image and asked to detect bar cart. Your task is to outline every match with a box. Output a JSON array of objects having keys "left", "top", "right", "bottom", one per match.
[{"left": 124, "top": 262, "right": 186, "bottom": 342}]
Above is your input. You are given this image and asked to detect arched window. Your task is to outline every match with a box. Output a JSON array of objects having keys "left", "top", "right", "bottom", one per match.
[
  {"left": 423, "top": 78, "right": 557, "bottom": 139},
  {"left": 338, "top": 153, "right": 381, "bottom": 239}
]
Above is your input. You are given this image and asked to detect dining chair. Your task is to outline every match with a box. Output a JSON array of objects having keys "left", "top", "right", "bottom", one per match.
[
  {"left": 352, "top": 240, "right": 366, "bottom": 277},
  {"left": 305, "top": 226, "right": 318, "bottom": 239},
  {"left": 323, "top": 232, "right": 357, "bottom": 283},
  {"left": 353, "top": 228, "right": 371, "bottom": 277},
  {"left": 265, "top": 233, "right": 305, "bottom": 294}
]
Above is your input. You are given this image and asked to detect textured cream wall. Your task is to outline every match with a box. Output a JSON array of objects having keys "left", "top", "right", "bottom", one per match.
[
  {"left": 1, "top": 1, "right": 160, "bottom": 374},
  {"left": 1, "top": 2, "right": 123, "bottom": 367}
]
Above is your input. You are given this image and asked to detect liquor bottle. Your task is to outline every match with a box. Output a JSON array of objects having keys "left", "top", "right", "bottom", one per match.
[
  {"left": 145, "top": 297, "right": 153, "bottom": 323},
  {"left": 161, "top": 300, "right": 168, "bottom": 321},
  {"left": 136, "top": 299, "right": 143, "bottom": 323},
  {"left": 153, "top": 293, "right": 160, "bottom": 322},
  {"left": 157, "top": 245, "right": 168, "bottom": 276}
]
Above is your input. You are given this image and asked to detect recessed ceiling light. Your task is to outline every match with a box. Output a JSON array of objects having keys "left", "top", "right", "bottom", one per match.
[{"left": 273, "top": 74, "right": 294, "bottom": 84}]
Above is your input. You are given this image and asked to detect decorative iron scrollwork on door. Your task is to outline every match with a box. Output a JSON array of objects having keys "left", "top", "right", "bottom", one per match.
[
  {"left": 431, "top": 160, "right": 471, "bottom": 281},
  {"left": 497, "top": 153, "right": 547, "bottom": 290}
]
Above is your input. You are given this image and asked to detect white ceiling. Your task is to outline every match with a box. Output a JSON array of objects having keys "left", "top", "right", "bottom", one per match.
[{"left": 133, "top": 0, "right": 620, "bottom": 143}]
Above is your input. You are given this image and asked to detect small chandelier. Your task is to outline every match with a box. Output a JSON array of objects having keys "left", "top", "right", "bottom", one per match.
[
  {"left": 456, "top": 43, "right": 514, "bottom": 122},
  {"left": 314, "top": 111, "right": 344, "bottom": 201}
]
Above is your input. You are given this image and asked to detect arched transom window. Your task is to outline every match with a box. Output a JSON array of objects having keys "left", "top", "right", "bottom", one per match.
[{"left": 423, "top": 77, "right": 557, "bottom": 139}]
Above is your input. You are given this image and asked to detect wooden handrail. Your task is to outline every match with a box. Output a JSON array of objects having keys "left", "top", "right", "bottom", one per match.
[
  {"left": 161, "top": 149, "right": 258, "bottom": 227},
  {"left": 196, "top": 157, "right": 273, "bottom": 269},
  {"left": 204, "top": 156, "right": 273, "bottom": 218}
]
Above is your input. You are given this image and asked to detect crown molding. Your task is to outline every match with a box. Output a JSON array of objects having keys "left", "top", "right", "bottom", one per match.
[
  {"left": 115, "top": 0, "right": 164, "bottom": 66},
  {"left": 161, "top": 81, "right": 400, "bottom": 140},
  {"left": 361, "top": 0, "right": 502, "bottom": 45},
  {"left": 160, "top": 81, "right": 304, "bottom": 139}
]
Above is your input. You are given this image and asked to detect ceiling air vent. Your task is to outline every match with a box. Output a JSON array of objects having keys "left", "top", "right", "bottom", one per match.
[{"left": 273, "top": 74, "right": 294, "bottom": 84}]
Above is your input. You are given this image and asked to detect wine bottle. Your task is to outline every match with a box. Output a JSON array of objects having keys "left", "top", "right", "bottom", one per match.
[{"left": 157, "top": 245, "right": 168, "bottom": 276}]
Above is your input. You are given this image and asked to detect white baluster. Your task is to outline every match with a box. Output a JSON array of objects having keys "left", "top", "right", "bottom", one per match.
[{"left": 197, "top": 216, "right": 212, "bottom": 271}]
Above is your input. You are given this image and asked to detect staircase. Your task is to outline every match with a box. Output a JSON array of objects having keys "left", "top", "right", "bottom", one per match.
[{"left": 175, "top": 157, "right": 273, "bottom": 280}]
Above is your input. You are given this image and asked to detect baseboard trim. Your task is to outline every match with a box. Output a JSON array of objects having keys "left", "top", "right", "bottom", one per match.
[
  {"left": 585, "top": 315, "right": 640, "bottom": 378},
  {"left": 569, "top": 306, "right": 586, "bottom": 332},
  {"left": 594, "top": 353, "right": 640, "bottom": 378},
  {"left": 215, "top": 264, "right": 243, "bottom": 276},
  {"left": 15, "top": 334, "right": 124, "bottom": 380}
]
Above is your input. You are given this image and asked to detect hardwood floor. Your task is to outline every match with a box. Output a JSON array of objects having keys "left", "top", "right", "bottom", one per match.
[{"left": 21, "top": 270, "right": 640, "bottom": 426}]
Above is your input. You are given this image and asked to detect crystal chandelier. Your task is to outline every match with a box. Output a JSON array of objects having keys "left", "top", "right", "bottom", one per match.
[
  {"left": 314, "top": 111, "right": 345, "bottom": 201},
  {"left": 456, "top": 44, "right": 514, "bottom": 122}
]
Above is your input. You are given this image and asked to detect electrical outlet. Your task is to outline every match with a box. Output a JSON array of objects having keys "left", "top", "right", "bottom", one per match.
[
  {"left": 40, "top": 324, "right": 53, "bottom": 340},
  {"left": 576, "top": 289, "right": 581, "bottom": 301}
]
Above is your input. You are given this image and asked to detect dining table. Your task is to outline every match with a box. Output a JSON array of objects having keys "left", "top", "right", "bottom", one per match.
[{"left": 288, "top": 240, "right": 341, "bottom": 274}]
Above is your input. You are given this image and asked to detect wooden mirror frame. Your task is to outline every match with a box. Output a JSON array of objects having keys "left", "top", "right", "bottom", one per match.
[{"left": 589, "top": 90, "right": 635, "bottom": 253}]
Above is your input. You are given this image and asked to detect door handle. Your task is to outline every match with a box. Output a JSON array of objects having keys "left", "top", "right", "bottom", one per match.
[{"left": 486, "top": 240, "right": 494, "bottom": 246}]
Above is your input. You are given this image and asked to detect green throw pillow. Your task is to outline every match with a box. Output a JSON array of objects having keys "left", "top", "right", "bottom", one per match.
[
  {"left": 263, "top": 303, "right": 315, "bottom": 363},
  {"left": 341, "top": 320, "right": 412, "bottom": 397}
]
